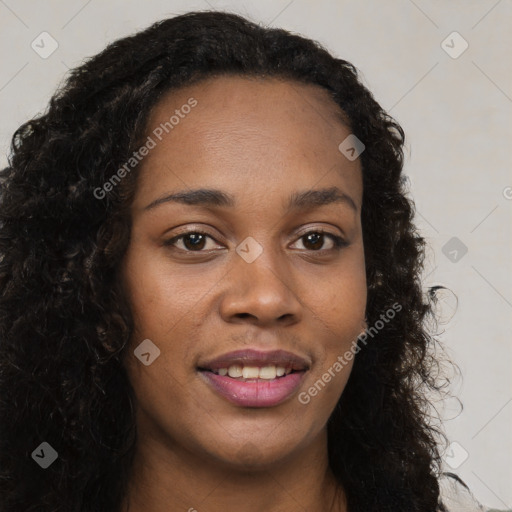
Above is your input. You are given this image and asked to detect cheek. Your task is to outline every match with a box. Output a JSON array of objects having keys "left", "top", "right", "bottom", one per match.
[
  {"left": 300, "top": 254, "right": 366, "bottom": 405},
  {"left": 121, "top": 257, "right": 197, "bottom": 412},
  {"left": 305, "top": 260, "right": 367, "bottom": 340},
  {"left": 325, "top": 287, "right": 366, "bottom": 374},
  {"left": 120, "top": 249, "right": 218, "bottom": 387},
  {"left": 122, "top": 250, "right": 210, "bottom": 333}
]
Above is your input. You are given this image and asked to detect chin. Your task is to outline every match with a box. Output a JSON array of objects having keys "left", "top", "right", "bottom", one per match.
[{"left": 203, "top": 432, "right": 307, "bottom": 471}]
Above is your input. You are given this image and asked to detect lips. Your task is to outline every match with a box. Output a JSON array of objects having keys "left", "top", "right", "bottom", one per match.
[
  {"left": 198, "top": 348, "right": 310, "bottom": 372},
  {"left": 197, "top": 348, "right": 310, "bottom": 408}
]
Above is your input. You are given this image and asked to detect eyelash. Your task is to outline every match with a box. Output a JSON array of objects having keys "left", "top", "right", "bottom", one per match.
[{"left": 163, "top": 229, "right": 347, "bottom": 253}]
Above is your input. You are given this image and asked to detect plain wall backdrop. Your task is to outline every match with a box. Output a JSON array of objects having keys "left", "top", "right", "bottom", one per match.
[{"left": 1, "top": 0, "right": 511, "bottom": 509}]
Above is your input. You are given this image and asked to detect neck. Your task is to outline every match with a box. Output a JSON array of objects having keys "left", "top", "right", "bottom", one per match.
[{"left": 121, "top": 428, "right": 347, "bottom": 512}]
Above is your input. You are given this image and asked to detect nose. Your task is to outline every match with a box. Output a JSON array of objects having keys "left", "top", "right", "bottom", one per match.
[{"left": 219, "top": 250, "right": 302, "bottom": 327}]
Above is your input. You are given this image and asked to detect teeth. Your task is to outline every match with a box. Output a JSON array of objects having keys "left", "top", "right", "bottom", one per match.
[
  {"left": 259, "top": 366, "right": 277, "bottom": 379},
  {"left": 214, "top": 364, "right": 292, "bottom": 379},
  {"left": 227, "top": 365, "right": 243, "bottom": 378},
  {"left": 242, "top": 366, "right": 260, "bottom": 379}
]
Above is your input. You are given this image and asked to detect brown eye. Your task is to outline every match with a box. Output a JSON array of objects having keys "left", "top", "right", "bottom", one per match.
[
  {"left": 181, "top": 233, "right": 207, "bottom": 251},
  {"left": 164, "top": 229, "right": 347, "bottom": 254},
  {"left": 303, "top": 232, "right": 324, "bottom": 250},
  {"left": 293, "top": 231, "right": 347, "bottom": 252},
  {"left": 164, "top": 232, "right": 218, "bottom": 252}
]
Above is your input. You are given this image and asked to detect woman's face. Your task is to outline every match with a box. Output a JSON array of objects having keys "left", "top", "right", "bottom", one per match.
[{"left": 120, "top": 75, "right": 367, "bottom": 469}]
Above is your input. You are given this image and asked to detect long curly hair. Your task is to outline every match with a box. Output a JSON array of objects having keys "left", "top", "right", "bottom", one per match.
[{"left": 0, "top": 10, "right": 452, "bottom": 512}]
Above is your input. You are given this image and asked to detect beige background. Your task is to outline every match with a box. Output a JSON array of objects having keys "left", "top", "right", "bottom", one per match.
[{"left": 1, "top": 0, "right": 511, "bottom": 509}]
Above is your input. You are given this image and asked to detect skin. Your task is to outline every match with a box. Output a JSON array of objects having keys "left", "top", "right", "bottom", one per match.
[{"left": 120, "top": 75, "right": 367, "bottom": 512}]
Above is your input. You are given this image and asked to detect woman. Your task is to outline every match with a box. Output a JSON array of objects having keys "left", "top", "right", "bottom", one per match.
[{"left": 0, "top": 10, "right": 503, "bottom": 512}]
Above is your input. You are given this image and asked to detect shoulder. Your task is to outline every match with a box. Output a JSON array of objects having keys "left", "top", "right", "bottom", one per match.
[{"left": 438, "top": 472, "right": 510, "bottom": 512}]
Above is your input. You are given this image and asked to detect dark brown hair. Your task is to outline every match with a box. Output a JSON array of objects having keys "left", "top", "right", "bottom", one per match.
[{"left": 0, "top": 11, "right": 450, "bottom": 512}]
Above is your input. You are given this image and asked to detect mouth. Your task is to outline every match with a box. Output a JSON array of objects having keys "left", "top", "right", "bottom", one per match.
[{"left": 197, "top": 349, "right": 310, "bottom": 408}]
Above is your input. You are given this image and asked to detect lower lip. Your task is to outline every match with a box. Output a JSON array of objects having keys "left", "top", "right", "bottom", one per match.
[{"left": 199, "top": 371, "right": 305, "bottom": 408}]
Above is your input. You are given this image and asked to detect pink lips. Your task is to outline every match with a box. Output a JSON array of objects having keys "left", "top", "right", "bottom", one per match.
[{"left": 197, "top": 348, "right": 309, "bottom": 408}]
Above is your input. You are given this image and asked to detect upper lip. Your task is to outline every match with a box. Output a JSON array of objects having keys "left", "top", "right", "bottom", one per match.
[{"left": 198, "top": 348, "right": 311, "bottom": 371}]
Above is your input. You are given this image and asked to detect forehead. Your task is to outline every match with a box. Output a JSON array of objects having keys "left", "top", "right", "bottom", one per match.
[
  {"left": 151, "top": 74, "right": 347, "bottom": 125},
  {"left": 132, "top": 75, "right": 362, "bottom": 211}
]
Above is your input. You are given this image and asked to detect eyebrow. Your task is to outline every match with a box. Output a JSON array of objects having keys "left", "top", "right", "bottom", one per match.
[{"left": 143, "top": 186, "right": 357, "bottom": 213}]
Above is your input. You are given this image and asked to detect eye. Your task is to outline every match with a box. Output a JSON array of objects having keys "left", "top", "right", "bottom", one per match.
[
  {"left": 164, "top": 231, "right": 221, "bottom": 252},
  {"left": 163, "top": 229, "right": 347, "bottom": 253},
  {"left": 291, "top": 230, "right": 347, "bottom": 252}
]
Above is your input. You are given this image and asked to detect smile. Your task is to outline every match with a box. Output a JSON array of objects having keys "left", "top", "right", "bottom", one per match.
[
  {"left": 197, "top": 349, "right": 310, "bottom": 408},
  {"left": 210, "top": 364, "right": 292, "bottom": 379}
]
